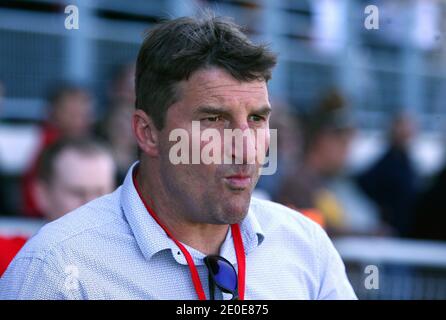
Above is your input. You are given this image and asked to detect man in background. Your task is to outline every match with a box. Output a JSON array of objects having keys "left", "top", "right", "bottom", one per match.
[
  {"left": 277, "top": 91, "right": 356, "bottom": 231},
  {"left": 22, "top": 84, "right": 95, "bottom": 217},
  {"left": 277, "top": 91, "right": 384, "bottom": 235},
  {"left": 0, "top": 138, "right": 116, "bottom": 275},
  {"left": 357, "top": 112, "right": 419, "bottom": 237},
  {"left": 34, "top": 138, "right": 116, "bottom": 221}
]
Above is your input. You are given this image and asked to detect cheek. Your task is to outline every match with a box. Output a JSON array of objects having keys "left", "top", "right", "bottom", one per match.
[
  {"left": 160, "top": 125, "right": 221, "bottom": 190},
  {"left": 327, "top": 144, "right": 341, "bottom": 161},
  {"left": 333, "top": 138, "right": 349, "bottom": 154},
  {"left": 74, "top": 109, "right": 91, "bottom": 127},
  {"left": 255, "top": 128, "right": 270, "bottom": 164},
  {"left": 328, "top": 143, "right": 349, "bottom": 166},
  {"left": 51, "top": 188, "right": 82, "bottom": 213},
  {"left": 263, "top": 131, "right": 271, "bottom": 155}
]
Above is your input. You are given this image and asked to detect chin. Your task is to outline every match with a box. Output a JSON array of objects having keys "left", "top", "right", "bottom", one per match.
[{"left": 218, "top": 198, "right": 251, "bottom": 224}]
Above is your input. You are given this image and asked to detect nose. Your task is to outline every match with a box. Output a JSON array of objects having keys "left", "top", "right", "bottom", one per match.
[{"left": 224, "top": 123, "right": 257, "bottom": 165}]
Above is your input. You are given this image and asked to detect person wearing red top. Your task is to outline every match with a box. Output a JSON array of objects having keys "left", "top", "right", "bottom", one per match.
[
  {"left": 0, "top": 236, "right": 28, "bottom": 276},
  {"left": 22, "top": 85, "right": 94, "bottom": 217},
  {"left": 1, "top": 138, "right": 116, "bottom": 275}
]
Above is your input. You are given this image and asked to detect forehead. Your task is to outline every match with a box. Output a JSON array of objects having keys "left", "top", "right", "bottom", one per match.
[
  {"left": 52, "top": 149, "right": 113, "bottom": 186},
  {"left": 177, "top": 68, "right": 269, "bottom": 108},
  {"left": 58, "top": 91, "right": 90, "bottom": 105}
]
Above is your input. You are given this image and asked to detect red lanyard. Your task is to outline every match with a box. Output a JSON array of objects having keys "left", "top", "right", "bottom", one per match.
[{"left": 133, "top": 171, "right": 246, "bottom": 300}]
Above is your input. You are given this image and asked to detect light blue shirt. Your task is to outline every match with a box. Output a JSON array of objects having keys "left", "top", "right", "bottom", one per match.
[{"left": 0, "top": 163, "right": 356, "bottom": 300}]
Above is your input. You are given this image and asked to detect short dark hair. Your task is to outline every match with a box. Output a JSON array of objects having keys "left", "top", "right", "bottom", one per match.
[
  {"left": 302, "top": 90, "right": 355, "bottom": 154},
  {"left": 37, "top": 138, "right": 113, "bottom": 184},
  {"left": 135, "top": 14, "right": 277, "bottom": 130}
]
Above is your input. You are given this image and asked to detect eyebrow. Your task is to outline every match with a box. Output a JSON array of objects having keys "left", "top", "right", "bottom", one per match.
[
  {"left": 254, "top": 105, "right": 272, "bottom": 117},
  {"left": 194, "top": 105, "right": 272, "bottom": 117},
  {"left": 194, "top": 105, "right": 231, "bottom": 116}
]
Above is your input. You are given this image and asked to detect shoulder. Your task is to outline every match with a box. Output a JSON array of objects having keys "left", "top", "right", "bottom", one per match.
[
  {"left": 249, "top": 197, "right": 357, "bottom": 299},
  {"left": 16, "top": 187, "right": 126, "bottom": 262},
  {"left": 250, "top": 197, "right": 326, "bottom": 243},
  {"left": 249, "top": 197, "right": 336, "bottom": 268},
  {"left": 0, "top": 187, "right": 129, "bottom": 299}
]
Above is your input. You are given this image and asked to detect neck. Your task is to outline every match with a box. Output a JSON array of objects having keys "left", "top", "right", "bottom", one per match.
[{"left": 136, "top": 161, "right": 229, "bottom": 256}]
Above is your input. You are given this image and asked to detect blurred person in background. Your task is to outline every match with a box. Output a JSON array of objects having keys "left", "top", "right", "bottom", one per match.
[
  {"left": 98, "top": 64, "right": 138, "bottom": 184},
  {"left": 44, "top": 84, "right": 94, "bottom": 139},
  {"left": 0, "top": 138, "right": 116, "bottom": 276},
  {"left": 21, "top": 84, "right": 95, "bottom": 217},
  {"left": 34, "top": 138, "right": 116, "bottom": 221},
  {"left": 276, "top": 91, "right": 384, "bottom": 235},
  {"left": 107, "top": 63, "right": 136, "bottom": 107},
  {"left": 357, "top": 112, "right": 420, "bottom": 237}
]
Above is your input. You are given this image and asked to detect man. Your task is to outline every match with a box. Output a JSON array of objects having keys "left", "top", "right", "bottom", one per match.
[
  {"left": 22, "top": 84, "right": 95, "bottom": 217},
  {"left": 357, "top": 111, "right": 419, "bottom": 237},
  {"left": 0, "top": 15, "right": 356, "bottom": 299},
  {"left": 277, "top": 91, "right": 354, "bottom": 221},
  {"left": 34, "top": 138, "right": 116, "bottom": 221},
  {"left": 0, "top": 138, "right": 115, "bottom": 276},
  {"left": 277, "top": 91, "right": 384, "bottom": 236},
  {"left": 45, "top": 84, "right": 94, "bottom": 139}
]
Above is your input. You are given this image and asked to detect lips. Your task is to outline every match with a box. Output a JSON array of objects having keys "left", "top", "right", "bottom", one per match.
[{"left": 224, "top": 174, "right": 252, "bottom": 189}]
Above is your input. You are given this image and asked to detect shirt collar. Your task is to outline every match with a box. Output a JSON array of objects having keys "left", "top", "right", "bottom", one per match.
[
  {"left": 120, "top": 162, "right": 172, "bottom": 261},
  {"left": 120, "top": 161, "right": 265, "bottom": 265}
]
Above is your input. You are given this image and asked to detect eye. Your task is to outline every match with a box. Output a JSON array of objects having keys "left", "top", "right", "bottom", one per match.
[
  {"left": 249, "top": 115, "right": 265, "bottom": 122},
  {"left": 204, "top": 115, "right": 222, "bottom": 122}
]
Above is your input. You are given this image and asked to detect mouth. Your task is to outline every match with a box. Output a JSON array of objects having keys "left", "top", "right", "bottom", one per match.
[{"left": 223, "top": 174, "right": 252, "bottom": 190}]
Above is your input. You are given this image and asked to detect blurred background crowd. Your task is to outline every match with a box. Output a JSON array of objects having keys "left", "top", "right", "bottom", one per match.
[{"left": 0, "top": 0, "right": 446, "bottom": 299}]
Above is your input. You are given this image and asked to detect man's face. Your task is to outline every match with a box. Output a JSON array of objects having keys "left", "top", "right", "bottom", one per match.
[
  {"left": 53, "top": 92, "right": 93, "bottom": 137},
  {"left": 38, "top": 149, "right": 115, "bottom": 220},
  {"left": 156, "top": 67, "right": 271, "bottom": 225},
  {"left": 392, "top": 115, "right": 416, "bottom": 147},
  {"left": 316, "top": 129, "right": 354, "bottom": 176}
]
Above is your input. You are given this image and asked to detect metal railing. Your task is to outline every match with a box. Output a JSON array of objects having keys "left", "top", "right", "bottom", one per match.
[{"left": 334, "top": 236, "right": 446, "bottom": 299}]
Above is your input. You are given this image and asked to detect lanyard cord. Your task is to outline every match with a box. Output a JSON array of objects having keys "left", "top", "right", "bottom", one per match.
[
  {"left": 132, "top": 171, "right": 246, "bottom": 300},
  {"left": 232, "top": 223, "right": 246, "bottom": 300}
]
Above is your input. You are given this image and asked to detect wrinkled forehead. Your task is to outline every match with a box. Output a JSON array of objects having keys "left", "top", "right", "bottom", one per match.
[{"left": 177, "top": 68, "right": 270, "bottom": 109}]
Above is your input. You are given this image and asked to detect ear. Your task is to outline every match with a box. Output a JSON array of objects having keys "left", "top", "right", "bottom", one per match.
[{"left": 132, "top": 109, "right": 160, "bottom": 157}]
